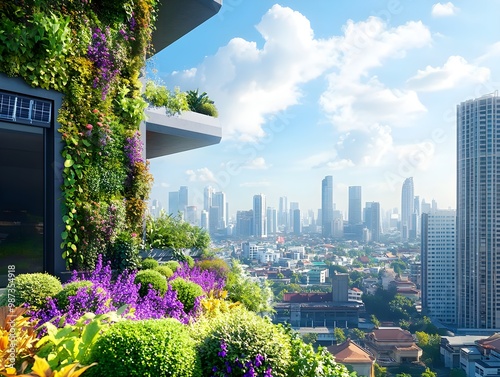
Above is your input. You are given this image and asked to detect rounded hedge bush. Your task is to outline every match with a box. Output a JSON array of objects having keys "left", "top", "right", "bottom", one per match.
[
  {"left": 0, "top": 273, "right": 62, "bottom": 309},
  {"left": 164, "top": 260, "right": 180, "bottom": 272},
  {"left": 192, "top": 308, "right": 292, "bottom": 377},
  {"left": 154, "top": 265, "right": 173, "bottom": 279},
  {"left": 85, "top": 319, "right": 201, "bottom": 377},
  {"left": 141, "top": 257, "right": 159, "bottom": 270},
  {"left": 134, "top": 269, "right": 167, "bottom": 297},
  {"left": 170, "top": 278, "right": 203, "bottom": 313},
  {"left": 54, "top": 280, "right": 93, "bottom": 309}
]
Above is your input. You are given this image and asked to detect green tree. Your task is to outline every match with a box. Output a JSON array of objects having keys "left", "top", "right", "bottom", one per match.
[
  {"left": 389, "top": 294, "right": 416, "bottom": 320},
  {"left": 301, "top": 332, "right": 318, "bottom": 345},
  {"left": 371, "top": 314, "right": 381, "bottom": 328},
  {"left": 349, "top": 270, "right": 364, "bottom": 289},
  {"left": 350, "top": 328, "right": 365, "bottom": 341},
  {"left": 391, "top": 259, "right": 408, "bottom": 274},
  {"left": 449, "top": 369, "right": 467, "bottom": 377},
  {"left": 421, "top": 367, "right": 437, "bottom": 377},
  {"left": 334, "top": 327, "right": 346, "bottom": 344},
  {"left": 416, "top": 331, "right": 441, "bottom": 368},
  {"left": 374, "top": 363, "right": 387, "bottom": 377},
  {"left": 186, "top": 89, "right": 218, "bottom": 117},
  {"left": 225, "top": 259, "right": 273, "bottom": 314}
]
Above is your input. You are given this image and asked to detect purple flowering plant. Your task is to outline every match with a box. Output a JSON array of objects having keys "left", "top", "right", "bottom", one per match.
[
  {"left": 32, "top": 255, "right": 207, "bottom": 328},
  {"left": 171, "top": 262, "right": 226, "bottom": 293},
  {"left": 211, "top": 341, "right": 273, "bottom": 377}
]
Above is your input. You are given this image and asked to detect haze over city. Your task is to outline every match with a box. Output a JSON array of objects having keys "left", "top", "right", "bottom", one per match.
[{"left": 148, "top": 1, "right": 500, "bottom": 217}]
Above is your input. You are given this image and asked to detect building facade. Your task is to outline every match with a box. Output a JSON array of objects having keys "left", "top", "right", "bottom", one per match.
[
  {"left": 457, "top": 93, "right": 500, "bottom": 329},
  {"left": 253, "top": 194, "right": 267, "bottom": 238},
  {"left": 401, "top": 177, "right": 414, "bottom": 241},
  {"left": 322, "top": 176, "right": 334, "bottom": 238},
  {"left": 348, "top": 186, "right": 362, "bottom": 225},
  {"left": 421, "top": 209, "right": 456, "bottom": 325}
]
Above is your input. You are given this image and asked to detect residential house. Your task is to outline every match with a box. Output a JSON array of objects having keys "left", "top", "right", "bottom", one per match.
[
  {"left": 327, "top": 339, "right": 375, "bottom": 377},
  {"left": 364, "top": 327, "right": 422, "bottom": 364}
]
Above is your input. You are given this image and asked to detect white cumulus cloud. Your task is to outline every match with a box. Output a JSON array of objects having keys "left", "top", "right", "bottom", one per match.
[
  {"left": 407, "top": 55, "right": 490, "bottom": 91},
  {"left": 431, "top": 2, "right": 459, "bottom": 17},
  {"left": 185, "top": 168, "right": 216, "bottom": 183}
]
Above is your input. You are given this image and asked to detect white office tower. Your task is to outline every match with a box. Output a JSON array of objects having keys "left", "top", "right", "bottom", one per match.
[
  {"left": 322, "top": 176, "right": 334, "bottom": 237},
  {"left": 278, "top": 196, "right": 288, "bottom": 230},
  {"left": 200, "top": 210, "right": 209, "bottom": 230},
  {"left": 212, "top": 191, "right": 226, "bottom": 229},
  {"left": 266, "top": 207, "right": 277, "bottom": 235},
  {"left": 253, "top": 194, "right": 267, "bottom": 238},
  {"left": 401, "top": 177, "right": 414, "bottom": 241},
  {"left": 203, "top": 186, "right": 214, "bottom": 212},
  {"left": 421, "top": 209, "right": 456, "bottom": 325},
  {"left": 457, "top": 93, "right": 500, "bottom": 329}
]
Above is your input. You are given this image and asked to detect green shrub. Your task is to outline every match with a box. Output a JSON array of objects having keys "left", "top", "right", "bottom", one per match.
[
  {"left": 134, "top": 270, "right": 167, "bottom": 297},
  {"left": 197, "top": 102, "right": 218, "bottom": 117},
  {"left": 107, "top": 231, "right": 141, "bottom": 272},
  {"left": 86, "top": 319, "right": 201, "bottom": 377},
  {"left": 141, "top": 257, "right": 159, "bottom": 270},
  {"left": 192, "top": 308, "right": 292, "bottom": 377},
  {"left": 154, "top": 265, "right": 173, "bottom": 279},
  {"left": 164, "top": 260, "right": 180, "bottom": 272},
  {"left": 54, "top": 280, "right": 93, "bottom": 310},
  {"left": 0, "top": 273, "right": 62, "bottom": 309},
  {"left": 170, "top": 278, "right": 203, "bottom": 313}
]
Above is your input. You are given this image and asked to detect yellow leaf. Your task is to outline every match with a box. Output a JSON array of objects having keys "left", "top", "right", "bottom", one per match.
[{"left": 29, "top": 356, "right": 52, "bottom": 377}]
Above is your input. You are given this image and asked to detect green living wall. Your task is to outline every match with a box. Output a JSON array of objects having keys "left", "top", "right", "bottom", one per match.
[{"left": 0, "top": 0, "right": 157, "bottom": 270}]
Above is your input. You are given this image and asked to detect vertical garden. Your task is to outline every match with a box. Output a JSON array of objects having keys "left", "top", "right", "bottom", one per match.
[{"left": 0, "top": 0, "right": 156, "bottom": 270}]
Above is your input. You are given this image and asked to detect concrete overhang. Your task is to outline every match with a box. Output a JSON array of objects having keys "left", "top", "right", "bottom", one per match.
[
  {"left": 151, "top": 0, "right": 222, "bottom": 54},
  {"left": 145, "top": 107, "right": 222, "bottom": 159}
]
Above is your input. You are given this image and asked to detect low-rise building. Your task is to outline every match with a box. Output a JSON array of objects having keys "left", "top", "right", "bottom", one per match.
[
  {"left": 327, "top": 339, "right": 375, "bottom": 377},
  {"left": 364, "top": 327, "right": 422, "bottom": 364}
]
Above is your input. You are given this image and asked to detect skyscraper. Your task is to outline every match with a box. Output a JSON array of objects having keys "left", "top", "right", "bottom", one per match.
[
  {"left": 322, "top": 176, "right": 334, "bottom": 238},
  {"left": 457, "top": 93, "right": 500, "bottom": 329},
  {"left": 278, "top": 196, "right": 288, "bottom": 231},
  {"left": 364, "top": 202, "right": 381, "bottom": 243},
  {"left": 348, "top": 186, "right": 362, "bottom": 225},
  {"left": 421, "top": 209, "right": 456, "bottom": 325},
  {"left": 179, "top": 186, "right": 188, "bottom": 215},
  {"left": 212, "top": 191, "right": 226, "bottom": 230},
  {"left": 203, "top": 186, "right": 214, "bottom": 212},
  {"left": 401, "top": 177, "right": 414, "bottom": 241},
  {"left": 168, "top": 191, "right": 179, "bottom": 216},
  {"left": 253, "top": 194, "right": 267, "bottom": 238}
]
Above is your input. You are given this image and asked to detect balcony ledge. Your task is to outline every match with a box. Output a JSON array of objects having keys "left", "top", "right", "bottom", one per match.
[{"left": 145, "top": 107, "right": 222, "bottom": 159}]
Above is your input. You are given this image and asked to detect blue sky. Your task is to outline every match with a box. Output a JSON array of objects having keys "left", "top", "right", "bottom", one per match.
[{"left": 147, "top": 0, "right": 500, "bottom": 219}]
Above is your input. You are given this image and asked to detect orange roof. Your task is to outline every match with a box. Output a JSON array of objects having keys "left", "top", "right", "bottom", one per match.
[{"left": 327, "top": 340, "right": 375, "bottom": 363}]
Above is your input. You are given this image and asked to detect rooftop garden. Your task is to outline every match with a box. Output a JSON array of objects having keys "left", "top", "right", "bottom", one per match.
[{"left": 0, "top": 0, "right": 349, "bottom": 375}]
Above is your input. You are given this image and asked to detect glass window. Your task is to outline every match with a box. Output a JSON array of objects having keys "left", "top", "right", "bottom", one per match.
[{"left": 0, "top": 124, "right": 44, "bottom": 286}]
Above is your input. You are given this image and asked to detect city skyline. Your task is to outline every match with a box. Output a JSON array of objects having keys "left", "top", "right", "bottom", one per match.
[{"left": 148, "top": 1, "right": 500, "bottom": 216}]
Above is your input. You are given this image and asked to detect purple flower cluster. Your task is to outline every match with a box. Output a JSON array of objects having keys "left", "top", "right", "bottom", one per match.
[
  {"left": 33, "top": 255, "right": 192, "bottom": 327},
  {"left": 87, "top": 27, "right": 119, "bottom": 100},
  {"left": 212, "top": 341, "right": 272, "bottom": 377},
  {"left": 124, "top": 131, "right": 144, "bottom": 166},
  {"left": 171, "top": 262, "right": 226, "bottom": 293}
]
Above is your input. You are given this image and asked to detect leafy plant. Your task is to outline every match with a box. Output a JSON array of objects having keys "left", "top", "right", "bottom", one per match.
[
  {"left": 153, "top": 266, "right": 173, "bottom": 278},
  {"left": 85, "top": 319, "right": 201, "bottom": 377},
  {"left": 141, "top": 258, "right": 159, "bottom": 270},
  {"left": 0, "top": 274, "right": 62, "bottom": 309},
  {"left": 0, "top": 308, "right": 37, "bottom": 372},
  {"left": 192, "top": 308, "right": 291, "bottom": 377},
  {"left": 35, "top": 309, "right": 128, "bottom": 371},
  {"left": 186, "top": 89, "right": 218, "bottom": 117},
  {"left": 0, "top": 355, "right": 96, "bottom": 377},
  {"left": 143, "top": 81, "right": 189, "bottom": 115},
  {"left": 54, "top": 281, "right": 93, "bottom": 311},
  {"left": 169, "top": 278, "right": 203, "bottom": 314},
  {"left": 133, "top": 270, "right": 167, "bottom": 297}
]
